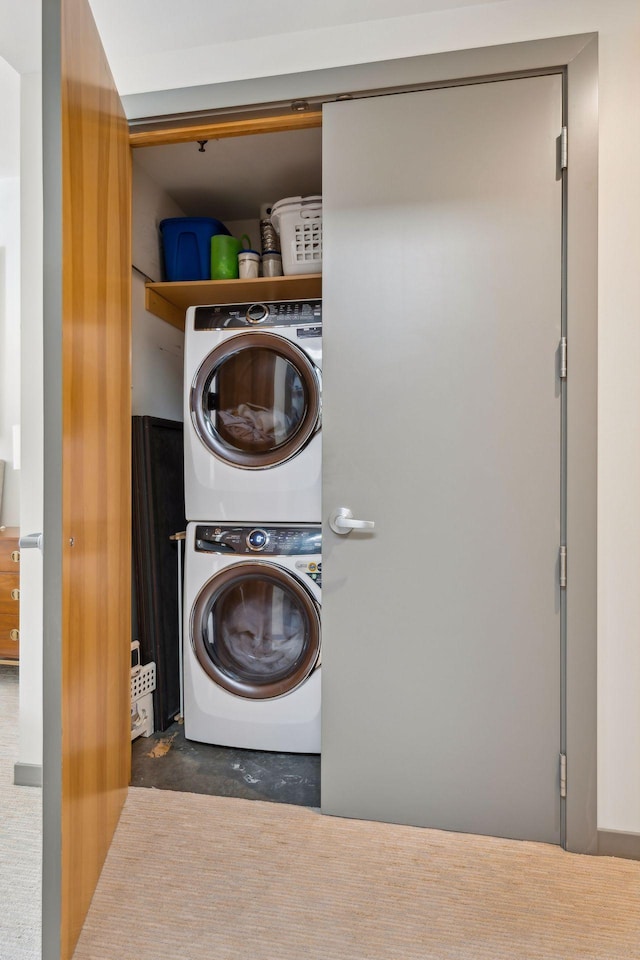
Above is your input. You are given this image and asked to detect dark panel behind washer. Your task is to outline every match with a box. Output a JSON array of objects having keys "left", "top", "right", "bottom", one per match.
[{"left": 132, "top": 417, "right": 185, "bottom": 731}]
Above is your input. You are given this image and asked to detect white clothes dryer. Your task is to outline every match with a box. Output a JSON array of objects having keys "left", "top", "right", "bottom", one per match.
[
  {"left": 183, "top": 521, "right": 321, "bottom": 753},
  {"left": 184, "top": 299, "right": 322, "bottom": 523}
]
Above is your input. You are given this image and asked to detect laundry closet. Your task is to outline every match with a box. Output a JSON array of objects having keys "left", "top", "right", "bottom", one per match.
[
  {"left": 129, "top": 116, "right": 325, "bottom": 800},
  {"left": 128, "top": 74, "right": 579, "bottom": 843}
]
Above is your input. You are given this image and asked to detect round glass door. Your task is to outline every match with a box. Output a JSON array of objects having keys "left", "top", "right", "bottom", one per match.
[
  {"left": 191, "top": 562, "right": 321, "bottom": 700},
  {"left": 191, "top": 332, "right": 321, "bottom": 469}
]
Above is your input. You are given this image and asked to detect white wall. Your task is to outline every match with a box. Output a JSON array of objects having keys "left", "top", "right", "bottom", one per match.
[
  {"left": 89, "top": 0, "right": 508, "bottom": 95},
  {"left": 0, "top": 56, "right": 21, "bottom": 527},
  {"left": 18, "top": 71, "right": 43, "bottom": 769},
  {"left": 118, "top": 0, "right": 640, "bottom": 833},
  {"left": 0, "top": 179, "right": 21, "bottom": 526},
  {"left": 0, "top": 0, "right": 42, "bottom": 776},
  {"left": 131, "top": 158, "right": 185, "bottom": 420},
  {"left": 132, "top": 156, "right": 184, "bottom": 283},
  {"left": 131, "top": 272, "right": 184, "bottom": 422},
  {"left": 130, "top": 164, "right": 262, "bottom": 423},
  {"left": 225, "top": 219, "right": 261, "bottom": 254}
]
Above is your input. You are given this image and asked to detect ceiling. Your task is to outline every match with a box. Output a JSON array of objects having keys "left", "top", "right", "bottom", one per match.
[
  {"left": 0, "top": 1, "right": 512, "bottom": 92},
  {"left": 86, "top": 0, "right": 504, "bottom": 96},
  {"left": 134, "top": 126, "right": 322, "bottom": 222}
]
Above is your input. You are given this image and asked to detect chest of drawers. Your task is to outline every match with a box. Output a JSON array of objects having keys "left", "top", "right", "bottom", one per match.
[{"left": 0, "top": 527, "right": 20, "bottom": 663}]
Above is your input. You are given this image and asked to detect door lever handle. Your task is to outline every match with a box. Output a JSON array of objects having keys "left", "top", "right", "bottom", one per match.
[
  {"left": 329, "top": 508, "right": 375, "bottom": 535},
  {"left": 19, "top": 532, "right": 43, "bottom": 552}
]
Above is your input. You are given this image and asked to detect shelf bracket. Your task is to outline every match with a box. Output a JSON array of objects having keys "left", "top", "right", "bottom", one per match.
[{"left": 144, "top": 287, "right": 185, "bottom": 331}]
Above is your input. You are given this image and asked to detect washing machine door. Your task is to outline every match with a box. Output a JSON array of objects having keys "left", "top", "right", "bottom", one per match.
[
  {"left": 191, "top": 561, "right": 321, "bottom": 700},
  {"left": 191, "top": 331, "right": 321, "bottom": 469}
]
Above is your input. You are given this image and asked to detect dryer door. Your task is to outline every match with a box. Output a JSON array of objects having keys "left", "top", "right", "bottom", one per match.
[
  {"left": 190, "top": 332, "right": 321, "bottom": 469},
  {"left": 191, "top": 562, "right": 321, "bottom": 700}
]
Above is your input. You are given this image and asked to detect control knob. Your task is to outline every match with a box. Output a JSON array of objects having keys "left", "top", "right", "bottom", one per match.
[
  {"left": 247, "top": 528, "right": 269, "bottom": 551},
  {"left": 246, "top": 303, "right": 270, "bottom": 324}
]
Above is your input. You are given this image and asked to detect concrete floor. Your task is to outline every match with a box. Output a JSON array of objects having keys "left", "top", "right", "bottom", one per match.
[{"left": 131, "top": 721, "right": 320, "bottom": 807}]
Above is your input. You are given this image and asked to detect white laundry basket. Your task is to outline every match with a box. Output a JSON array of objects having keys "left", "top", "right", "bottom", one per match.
[
  {"left": 131, "top": 640, "right": 156, "bottom": 740},
  {"left": 271, "top": 195, "right": 322, "bottom": 275}
]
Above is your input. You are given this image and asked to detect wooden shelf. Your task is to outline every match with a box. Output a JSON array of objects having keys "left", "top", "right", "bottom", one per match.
[{"left": 145, "top": 275, "right": 322, "bottom": 329}]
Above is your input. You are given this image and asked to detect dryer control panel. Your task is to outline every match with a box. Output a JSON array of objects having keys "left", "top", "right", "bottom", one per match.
[
  {"left": 195, "top": 524, "right": 321, "bottom": 557},
  {"left": 194, "top": 300, "right": 322, "bottom": 330}
]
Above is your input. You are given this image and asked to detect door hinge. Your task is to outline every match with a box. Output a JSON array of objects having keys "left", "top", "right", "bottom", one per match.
[
  {"left": 560, "top": 126, "right": 568, "bottom": 170},
  {"left": 559, "top": 545, "right": 567, "bottom": 588},
  {"left": 560, "top": 337, "right": 567, "bottom": 379},
  {"left": 560, "top": 753, "right": 567, "bottom": 798}
]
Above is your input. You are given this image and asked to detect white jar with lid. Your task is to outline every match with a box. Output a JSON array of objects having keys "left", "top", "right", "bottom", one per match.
[{"left": 237, "top": 250, "right": 260, "bottom": 279}]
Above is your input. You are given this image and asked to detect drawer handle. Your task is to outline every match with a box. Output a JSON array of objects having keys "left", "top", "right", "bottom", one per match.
[
  {"left": 9, "top": 629, "right": 19, "bottom": 642},
  {"left": 11, "top": 589, "right": 20, "bottom": 601},
  {"left": 10, "top": 550, "right": 20, "bottom": 563}
]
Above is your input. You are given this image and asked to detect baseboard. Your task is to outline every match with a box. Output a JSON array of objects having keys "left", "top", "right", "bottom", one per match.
[
  {"left": 14, "top": 761, "right": 43, "bottom": 788},
  {"left": 598, "top": 829, "right": 640, "bottom": 861}
]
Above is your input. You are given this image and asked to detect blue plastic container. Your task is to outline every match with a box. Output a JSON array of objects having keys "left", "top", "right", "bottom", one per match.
[{"left": 160, "top": 217, "right": 230, "bottom": 281}]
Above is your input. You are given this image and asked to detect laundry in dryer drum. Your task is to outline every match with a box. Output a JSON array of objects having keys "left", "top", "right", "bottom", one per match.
[
  {"left": 217, "top": 402, "right": 292, "bottom": 446},
  {"left": 211, "top": 592, "right": 306, "bottom": 677}
]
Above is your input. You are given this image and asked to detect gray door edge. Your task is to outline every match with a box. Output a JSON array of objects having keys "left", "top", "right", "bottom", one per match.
[{"left": 563, "top": 36, "right": 598, "bottom": 855}]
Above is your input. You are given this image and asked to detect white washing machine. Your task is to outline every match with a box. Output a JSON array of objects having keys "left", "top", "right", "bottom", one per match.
[
  {"left": 183, "top": 521, "right": 321, "bottom": 753},
  {"left": 184, "top": 299, "right": 322, "bottom": 523}
]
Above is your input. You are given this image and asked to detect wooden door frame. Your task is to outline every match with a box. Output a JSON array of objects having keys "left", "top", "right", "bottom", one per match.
[{"left": 43, "top": 28, "right": 597, "bottom": 960}]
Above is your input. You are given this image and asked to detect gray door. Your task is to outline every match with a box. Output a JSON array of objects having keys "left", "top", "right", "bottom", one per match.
[{"left": 321, "top": 75, "right": 563, "bottom": 843}]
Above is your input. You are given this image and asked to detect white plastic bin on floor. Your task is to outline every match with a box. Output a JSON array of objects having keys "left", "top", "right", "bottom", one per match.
[{"left": 131, "top": 659, "right": 156, "bottom": 740}]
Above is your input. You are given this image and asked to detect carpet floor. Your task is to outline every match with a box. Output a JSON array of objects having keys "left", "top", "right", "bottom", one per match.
[
  {"left": 74, "top": 786, "right": 640, "bottom": 960},
  {"left": 0, "top": 665, "right": 42, "bottom": 960}
]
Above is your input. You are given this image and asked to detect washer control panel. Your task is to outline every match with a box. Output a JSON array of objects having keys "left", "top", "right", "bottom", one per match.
[
  {"left": 194, "top": 299, "right": 322, "bottom": 330},
  {"left": 195, "top": 524, "right": 321, "bottom": 557}
]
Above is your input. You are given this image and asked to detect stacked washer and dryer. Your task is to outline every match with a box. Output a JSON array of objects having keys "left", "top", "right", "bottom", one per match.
[{"left": 183, "top": 298, "right": 322, "bottom": 753}]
